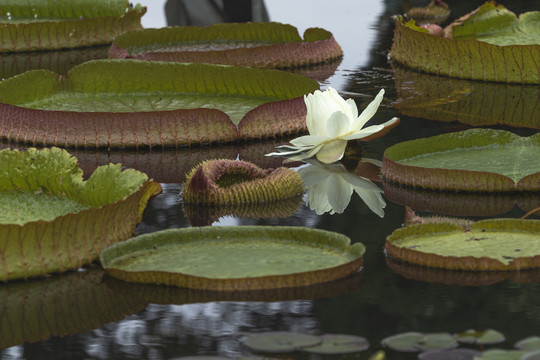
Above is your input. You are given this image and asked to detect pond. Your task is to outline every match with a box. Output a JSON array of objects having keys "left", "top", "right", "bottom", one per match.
[{"left": 1, "top": 0, "right": 540, "bottom": 359}]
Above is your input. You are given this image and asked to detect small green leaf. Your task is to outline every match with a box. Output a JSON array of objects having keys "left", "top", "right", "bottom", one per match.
[
  {"left": 418, "top": 348, "right": 481, "bottom": 360},
  {"left": 473, "top": 349, "right": 527, "bottom": 360},
  {"left": 515, "top": 336, "right": 540, "bottom": 351},
  {"left": 381, "top": 332, "right": 457, "bottom": 352},
  {"left": 455, "top": 329, "right": 505, "bottom": 345},
  {"left": 301, "top": 334, "right": 369, "bottom": 354},
  {"left": 241, "top": 332, "right": 321, "bottom": 353}
]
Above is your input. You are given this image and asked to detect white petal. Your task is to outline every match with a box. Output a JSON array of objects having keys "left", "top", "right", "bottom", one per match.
[
  {"left": 351, "top": 89, "right": 385, "bottom": 131},
  {"left": 354, "top": 188, "right": 386, "bottom": 218},
  {"left": 284, "top": 144, "right": 323, "bottom": 161},
  {"left": 326, "top": 175, "right": 354, "bottom": 214},
  {"left": 306, "top": 188, "right": 333, "bottom": 215},
  {"left": 341, "top": 124, "right": 384, "bottom": 140},
  {"left": 346, "top": 98, "right": 358, "bottom": 119},
  {"left": 315, "top": 139, "right": 348, "bottom": 163},
  {"left": 290, "top": 134, "right": 329, "bottom": 147},
  {"left": 327, "top": 87, "right": 354, "bottom": 118},
  {"left": 341, "top": 173, "right": 383, "bottom": 192},
  {"left": 297, "top": 165, "right": 332, "bottom": 186},
  {"left": 325, "top": 111, "right": 351, "bottom": 138}
]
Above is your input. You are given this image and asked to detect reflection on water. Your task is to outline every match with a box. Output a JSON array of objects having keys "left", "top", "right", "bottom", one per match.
[{"left": 1, "top": 0, "right": 540, "bottom": 359}]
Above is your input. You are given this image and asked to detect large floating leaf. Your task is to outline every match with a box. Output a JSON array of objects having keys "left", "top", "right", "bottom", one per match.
[
  {"left": 385, "top": 219, "right": 540, "bottom": 271},
  {"left": 100, "top": 226, "right": 365, "bottom": 291},
  {"left": 392, "top": 64, "right": 540, "bottom": 130},
  {"left": 182, "top": 159, "right": 305, "bottom": 205},
  {"left": 0, "top": 0, "right": 145, "bottom": 52},
  {"left": 0, "top": 147, "right": 161, "bottom": 281},
  {"left": 381, "top": 332, "right": 457, "bottom": 352},
  {"left": 0, "top": 267, "right": 147, "bottom": 349},
  {"left": 390, "top": 3, "right": 540, "bottom": 83},
  {"left": 241, "top": 332, "right": 321, "bottom": 353},
  {"left": 381, "top": 129, "right": 540, "bottom": 192},
  {"left": 0, "top": 59, "right": 318, "bottom": 148},
  {"left": 110, "top": 22, "right": 342, "bottom": 69}
]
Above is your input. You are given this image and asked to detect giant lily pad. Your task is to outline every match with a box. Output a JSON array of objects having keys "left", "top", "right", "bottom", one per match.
[
  {"left": 392, "top": 64, "right": 540, "bottom": 130},
  {"left": 385, "top": 219, "right": 540, "bottom": 271},
  {"left": 390, "top": 3, "right": 540, "bottom": 83},
  {"left": 109, "top": 22, "right": 342, "bottom": 69},
  {"left": 182, "top": 159, "right": 305, "bottom": 205},
  {"left": 0, "top": 147, "right": 161, "bottom": 281},
  {"left": 0, "top": 0, "right": 145, "bottom": 53},
  {"left": 0, "top": 59, "right": 318, "bottom": 148},
  {"left": 0, "top": 267, "right": 147, "bottom": 349},
  {"left": 381, "top": 129, "right": 540, "bottom": 192},
  {"left": 100, "top": 226, "right": 365, "bottom": 291}
]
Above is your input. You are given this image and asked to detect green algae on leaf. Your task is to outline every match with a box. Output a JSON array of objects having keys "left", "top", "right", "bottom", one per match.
[
  {"left": 182, "top": 159, "right": 304, "bottom": 206},
  {"left": 385, "top": 219, "right": 540, "bottom": 271},
  {"left": 0, "top": 147, "right": 161, "bottom": 281},
  {"left": 390, "top": 2, "right": 540, "bottom": 83},
  {"left": 100, "top": 226, "right": 365, "bottom": 291},
  {"left": 381, "top": 129, "right": 540, "bottom": 192},
  {"left": 110, "top": 22, "right": 342, "bottom": 69},
  {"left": 0, "top": 59, "right": 318, "bottom": 148},
  {"left": 0, "top": 0, "right": 145, "bottom": 53}
]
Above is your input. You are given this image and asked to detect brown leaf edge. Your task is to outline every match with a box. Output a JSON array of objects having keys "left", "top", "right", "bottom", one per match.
[{"left": 385, "top": 219, "right": 540, "bottom": 271}]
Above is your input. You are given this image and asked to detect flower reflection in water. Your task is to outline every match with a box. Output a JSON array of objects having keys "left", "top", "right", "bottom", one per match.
[{"left": 297, "top": 158, "right": 386, "bottom": 217}]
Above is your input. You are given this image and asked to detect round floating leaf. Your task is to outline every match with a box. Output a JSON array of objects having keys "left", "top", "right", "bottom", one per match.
[
  {"left": 0, "top": 0, "right": 145, "bottom": 52},
  {"left": 522, "top": 350, "right": 540, "bottom": 360},
  {"left": 110, "top": 22, "right": 342, "bottom": 69},
  {"left": 385, "top": 219, "right": 540, "bottom": 271},
  {"left": 390, "top": 3, "right": 540, "bottom": 83},
  {"left": 0, "top": 267, "right": 147, "bottom": 349},
  {"left": 392, "top": 64, "right": 540, "bottom": 130},
  {"left": 170, "top": 357, "right": 231, "bottom": 360},
  {"left": 182, "top": 159, "right": 304, "bottom": 205},
  {"left": 405, "top": 0, "right": 450, "bottom": 25},
  {"left": 0, "top": 59, "right": 319, "bottom": 148},
  {"left": 100, "top": 226, "right": 365, "bottom": 291},
  {"left": 301, "top": 334, "right": 369, "bottom": 354},
  {"left": 516, "top": 336, "right": 540, "bottom": 351},
  {"left": 241, "top": 332, "right": 321, "bottom": 353},
  {"left": 418, "top": 348, "right": 481, "bottom": 360},
  {"left": 473, "top": 349, "right": 528, "bottom": 360},
  {"left": 381, "top": 332, "right": 457, "bottom": 352},
  {"left": 455, "top": 329, "right": 505, "bottom": 345},
  {"left": 381, "top": 129, "right": 540, "bottom": 192},
  {"left": 0, "top": 147, "right": 161, "bottom": 281}
]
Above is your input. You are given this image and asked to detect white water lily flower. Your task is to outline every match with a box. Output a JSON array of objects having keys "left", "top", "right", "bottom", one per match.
[
  {"left": 266, "top": 87, "right": 399, "bottom": 163},
  {"left": 297, "top": 158, "right": 386, "bottom": 217}
]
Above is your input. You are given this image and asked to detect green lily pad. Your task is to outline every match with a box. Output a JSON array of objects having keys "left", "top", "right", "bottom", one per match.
[
  {"left": 392, "top": 64, "right": 540, "bottom": 130},
  {"left": 516, "top": 336, "right": 540, "bottom": 351},
  {"left": 405, "top": 0, "right": 450, "bottom": 25},
  {"left": 301, "top": 334, "right": 369, "bottom": 354},
  {"left": 0, "top": 0, "right": 145, "bottom": 53},
  {"left": 0, "top": 267, "right": 147, "bottom": 349},
  {"left": 390, "top": 3, "right": 540, "bottom": 83},
  {"left": 110, "top": 22, "right": 342, "bottom": 69},
  {"left": 381, "top": 331, "right": 457, "bottom": 352},
  {"left": 385, "top": 219, "right": 540, "bottom": 271},
  {"left": 418, "top": 348, "right": 481, "bottom": 360},
  {"left": 0, "top": 59, "right": 318, "bottom": 148},
  {"left": 473, "top": 349, "right": 528, "bottom": 360},
  {"left": 100, "top": 226, "right": 365, "bottom": 291},
  {"left": 381, "top": 129, "right": 540, "bottom": 192},
  {"left": 0, "top": 147, "right": 161, "bottom": 281},
  {"left": 455, "top": 329, "right": 505, "bottom": 345},
  {"left": 241, "top": 332, "right": 321, "bottom": 353},
  {"left": 522, "top": 350, "right": 540, "bottom": 360}
]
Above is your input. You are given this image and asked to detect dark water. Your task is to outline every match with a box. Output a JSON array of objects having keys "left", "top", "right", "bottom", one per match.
[{"left": 1, "top": 1, "right": 540, "bottom": 359}]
